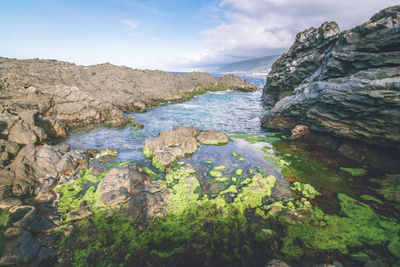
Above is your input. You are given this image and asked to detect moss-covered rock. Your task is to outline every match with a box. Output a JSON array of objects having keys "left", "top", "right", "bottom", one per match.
[
  {"left": 209, "top": 170, "right": 223, "bottom": 178},
  {"left": 290, "top": 182, "right": 320, "bottom": 199},
  {"left": 234, "top": 174, "right": 276, "bottom": 211},
  {"left": 279, "top": 193, "right": 400, "bottom": 259},
  {"left": 339, "top": 167, "right": 366, "bottom": 176}
]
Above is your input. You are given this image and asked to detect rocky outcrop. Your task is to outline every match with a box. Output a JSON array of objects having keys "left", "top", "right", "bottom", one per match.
[
  {"left": 143, "top": 126, "right": 229, "bottom": 171},
  {"left": 262, "top": 6, "right": 400, "bottom": 153},
  {"left": 97, "top": 165, "right": 170, "bottom": 226},
  {"left": 0, "top": 57, "right": 257, "bottom": 127},
  {"left": 263, "top": 21, "right": 340, "bottom": 105}
]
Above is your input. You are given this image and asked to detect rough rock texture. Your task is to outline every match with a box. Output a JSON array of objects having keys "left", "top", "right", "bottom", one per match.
[
  {"left": 262, "top": 6, "right": 400, "bottom": 153},
  {"left": 197, "top": 130, "right": 229, "bottom": 145},
  {"left": 291, "top": 125, "right": 311, "bottom": 139},
  {"left": 0, "top": 143, "right": 88, "bottom": 199},
  {"left": 263, "top": 21, "right": 340, "bottom": 105},
  {"left": 97, "top": 165, "right": 170, "bottom": 226},
  {"left": 0, "top": 57, "right": 257, "bottom": 127},
  {"left": 143, "top": 126, "right": 229, "bottom": 171}
]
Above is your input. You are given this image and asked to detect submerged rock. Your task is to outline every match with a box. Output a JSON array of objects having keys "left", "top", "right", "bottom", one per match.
[
  {"left": 262, "top": 5, "right": 400, "bottom": 153},
  {"left": 197, "top": 130, "right": 229, "bottom": 145},
  {"left": 143, "top": 126, "right": 229, "bottom": 171}
]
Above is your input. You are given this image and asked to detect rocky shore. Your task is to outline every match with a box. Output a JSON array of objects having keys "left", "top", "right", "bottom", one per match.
[
  {"left": 0, "top": 59, "right": 256, "bottom": 265},
  {"left": 261, "top": 5, "right": 400, "bottom": 170},
  {"left": 0, "top": 57, "right": 257, "bottom": 127}
]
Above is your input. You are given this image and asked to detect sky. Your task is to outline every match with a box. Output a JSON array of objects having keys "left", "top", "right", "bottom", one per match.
[{"left": 0, "top": 0, "right": 398, "bottom": 70}]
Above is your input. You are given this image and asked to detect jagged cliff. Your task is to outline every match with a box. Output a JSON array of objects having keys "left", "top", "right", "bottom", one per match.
[{"left": 262, "top": 5, "right": 400, "bottom": 151}]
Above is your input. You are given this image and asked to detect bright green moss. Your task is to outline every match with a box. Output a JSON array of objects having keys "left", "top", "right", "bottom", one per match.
[
  {"left": 168, "top": 175, "right": 200, "bottom": 215},
  {"left": 360, "top": 194, "right": 383, "bottom": 204},
  {"left": 375, "top": 175, "right": 400, "bottom": 203},
  {"left": 230, "top": 133, "right": 281, "bottom": 144},
  {"left": 350, "top": 252, "right": 370, "bottom": 262},
  {"left": 339, "top": 167, "right": 366, "bottom": 176},
  {"left": 232, "top": 152, "right": 240, "bottom": 158},
  {"left": 165, "top": 165, "right": 196, "bottom": 184},
  {"left": 204, "top": 160, "right": 213, "bottom": 164},
  {"left": 234, "top": 174, "right": 276, "bottom": 211},
  {"left": 238, "top": 157, "right": 245, "bottom": 162},
  {"left": 280, "top": 193, "right": 400, "bottom": 259},
  {"left": 151, "top": 157, "right": 165, "bottom": 172},
  {"left": 143, "top": 166, "right": 158, "bottom": 179},
  {"left": 290, "top": 182, "right": 320, "bottom": 199},
  {"left": 213, "top": 165, "right": 226, "bottom": 171},
  {"left": 127, "top": 115, "right": 144, "bottom": 131},
  {"left": 235, "top": 169, "right": 243, "bottom": 176},
  {"left": 209, "top": 170, "right": 223, "bottom": 178},
  {"left": 142, "top": 146, "right": 152, "bottom": 159},
  {"left": 57, "top": 169, "right": 105, "bottom": 216},
  {"left": 219, "top": 185, "right": 238, "bottom": 195},
  {"left": 388, "top": 236, "right": 400, "bottom": 258}
]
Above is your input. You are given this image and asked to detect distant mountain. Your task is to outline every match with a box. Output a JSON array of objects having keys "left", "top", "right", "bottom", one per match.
[{"left": 202, "top": 55, "right": 280, "bottom": 76}]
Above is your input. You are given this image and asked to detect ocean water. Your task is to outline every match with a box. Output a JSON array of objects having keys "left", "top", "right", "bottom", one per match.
[{"left": 63, "top": 75, "right": 269, "bottom": 162}]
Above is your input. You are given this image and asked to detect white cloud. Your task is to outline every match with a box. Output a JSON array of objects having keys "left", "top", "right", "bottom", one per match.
[
  {"left": 178, "top": 0, "right": 399, "bottom": 67},
  {"left": 120, "top": 19, "right": 138, "bottom": 30}
]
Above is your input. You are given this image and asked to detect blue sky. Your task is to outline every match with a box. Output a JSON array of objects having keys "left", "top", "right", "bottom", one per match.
[{"left": 1, "top": 0, "right": 398, "bottom": 70}]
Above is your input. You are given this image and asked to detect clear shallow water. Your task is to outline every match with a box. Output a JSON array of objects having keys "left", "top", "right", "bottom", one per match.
[
  {"left": 63, "top": 75, "right": 268, "bottom": 162},
  {"left": 59, "top": 74, "right": 400, "bottom": 265}
]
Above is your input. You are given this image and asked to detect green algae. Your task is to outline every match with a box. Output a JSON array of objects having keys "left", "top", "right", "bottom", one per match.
[
  {"left": 234, "top": 174, "right": 276, "bottom": 211},
  {"left": 60, "top": 178, "right": 252, "bottom": 266},
  {"left": 143, "top": 166, "right": 158, "bottom": 179},
  {"left": 127, "top": 115, "right": 144, "bottom": 131},
  {"left": 254, "top": 229, "right": 277, "bottom": 245},
  {"left": 57, "top": 169, "right": 105, "bottom": 216},
  {"left": 350, "top": 252, "right": 370, "bottom": 262},
  {"left": 151, "top": 156, "right": 166, "bottom": 172},
  {"left": 219, "top": 185, "right": 238, "bottom": 195},
  {"left": 374, "top": 175, "right": 400, "bottom": 203},
  {"left": 213, "top": 165, "right": 226, "bottom": 171},
  {"left": 235, "top": 169, "right": 243, "bottom": 176},
  {"left": 360, "top": 194, "right": 383, "bottom": 204},
  {"left": 168, "top": 175, "right": 200, "bottom": 215},
  {"left": 290, "top": 182, "right": 320, "bottom": 199},
  {"left": 278, "top": 193, "right": 400, "bottom": 259},
  {"left": 230, "top": 133, "right": 282, "bottom": 144},
  {"left": 142, "top": 146, "right": 152, "bottom": 159},
  {"left": 232, "top": 152, "right": 240, "bottom": 158},
  {"left": 0, "top": 209, "right": 9, "bottom": 255},
  {"left": 105, "top": 160, "right": 131, "bottom": 169},
  {"left": 388, "top": 236, "right": 400, "bottom": 258},
  {"left": 209, "top": 170, "right": 223, "bottom": 178},
  {"left": 238, "top": 157, "right": 245, "bottom": 162},
  {"left": 215, "top": 177, "right": 230, "bottom": 182},
  {"left": 204, "top": 160, "right": 213, "bottom": 164},
  {"left": 339, "top": 167, "right": 366, "bottom": 176},
  {"left": 165, "top": 165, "right": 196, "bottom": 184}
]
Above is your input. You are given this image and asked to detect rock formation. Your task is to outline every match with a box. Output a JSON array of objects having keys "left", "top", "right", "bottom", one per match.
[
  {"left": 0, "top": 57, "right": 257, "bottom": 127},
  {"left": 262, "top": 6, "right": 400, "bottom": 154},
  {"left": 143, "top": 125, "right": 229, "bottom": 171}
]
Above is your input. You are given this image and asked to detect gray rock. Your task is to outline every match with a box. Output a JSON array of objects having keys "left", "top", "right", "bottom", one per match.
[
  {"left": 197, "top": 130, "right": 229, "bottom": 145},
  {"left": 143, "top": 126, "right": 199, "bottom": 171},
  {"left": 0, "top": 58, "right": 257, "bottom": 127},
  {"left": 97, "top": 164, "right": 170, "bottom": 225},
  {"left": 0, "top": 227, "right": 41, "bottom": 265},
  {"left": 262, "top": 5, "right": 400, "bottom": 153}
]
